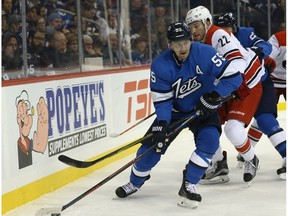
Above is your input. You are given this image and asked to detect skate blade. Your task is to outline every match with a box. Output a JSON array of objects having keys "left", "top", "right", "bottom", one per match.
[
  {"left": 177, "top": 198, "right": 199, "bottom": 209},
  {"left": 199, "top": 175, "right": 230, "bottom": 185},
  {"left": 279, "top": 173, "right": 286, "bottom": 180},
  {"left": 246, "top": 179, "right": 253, "bottom": 187}
]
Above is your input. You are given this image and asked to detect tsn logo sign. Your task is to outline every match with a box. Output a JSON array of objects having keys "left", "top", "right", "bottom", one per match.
[{"left": 124, "top": 79, "right": 153, "bottom": 123}]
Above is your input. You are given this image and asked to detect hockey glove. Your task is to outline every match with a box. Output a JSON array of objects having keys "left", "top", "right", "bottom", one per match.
[
  {"left": 234, "top": 74, "right": 250, "bottom": 100},
  {"left": 251, "top": 46, "right": 264, "bottom": 61},
  {"left": 152, "top": 120, "right": 169, "bottom": 154},
  {"left": 264, "top": 57, "right": 276, "bottom": 74},
  {"left": 196, "top": 91, "right": 222, "bottom": 119}
]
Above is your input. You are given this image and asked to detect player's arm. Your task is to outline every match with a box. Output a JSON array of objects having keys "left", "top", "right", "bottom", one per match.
[
  {"left": 241, "top": 27, "right": 272, "bottom": 58},
  {"left": 211, "top": 29, "right": 246, "bottom": 74},
  {"left": 205, "top": 47, "right": 242, "bottom": 97},
  {"left": 150, "top": 65, "right": 174, "bottom": 124}
]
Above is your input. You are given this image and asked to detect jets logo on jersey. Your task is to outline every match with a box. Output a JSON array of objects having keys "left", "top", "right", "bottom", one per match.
[{"left": 173, "top": 76, "right": 201, "bottom": 99}]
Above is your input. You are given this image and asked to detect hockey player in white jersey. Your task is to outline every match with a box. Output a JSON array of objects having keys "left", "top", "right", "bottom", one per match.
[
  {"left": 202, "top": 12, "right": 287, "bottom": 181},
  {"left": 246, "top": 30, "right": 287, "bottom": 179},
  {"left": 268, "top": 31, "right": 286, "bottom": 97},
  {"left": 185, "top": 6, "right": 265, "bottom": 184},
  {"left": 115, "top": 21, "right": 242, "bottom": 209}
]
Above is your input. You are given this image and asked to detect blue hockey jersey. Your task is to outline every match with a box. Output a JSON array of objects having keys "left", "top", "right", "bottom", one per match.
[
  {"left": 236, "top": 26, "right": 272, "bottom": 58},
  {"left": 236, "top": 26, "right": 272, "bottom": 81},
  {"left": 150, "top": 42, "right": 242, "bottom": 123}
]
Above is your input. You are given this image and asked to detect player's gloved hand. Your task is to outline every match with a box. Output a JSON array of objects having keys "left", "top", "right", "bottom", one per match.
[
  {"left": 251, "top": 46, "right": 264, "bottom": 61},
  {"left": 152, "top": 120, "right": 169, "bottom": 154},
  {"left": 234, "top": 74, "right": 250, "bottom": 100},
  {"left": 264, "top": 57, "right": 276, "bottom": 74},
  {"left": 196, "top": 91, "right": 222, "bottom": 118}
]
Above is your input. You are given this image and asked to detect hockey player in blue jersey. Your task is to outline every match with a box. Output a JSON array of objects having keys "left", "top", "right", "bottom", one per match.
[
  {"left": 202, "top": 12, "right": 286, "bottom": 182},
  {"left": 115, "top": 21, "right": 242, "bottom": 208}
]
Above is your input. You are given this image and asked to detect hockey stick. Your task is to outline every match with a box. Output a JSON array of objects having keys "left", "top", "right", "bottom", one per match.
[
  {"left": 58, "top": 111, "right": 194, "bottom": 168},
  {"left": 58, "top": 133, "right": 153, "bottom": 168},
  {"left": 109, "top": 112, "right": 155, "bottom": 137},
  {"left": 35, "top": 111, "right": 201, "bottom": 216},
  {"left": 58, "top": 94, "right": 235, "bottom": 169}
]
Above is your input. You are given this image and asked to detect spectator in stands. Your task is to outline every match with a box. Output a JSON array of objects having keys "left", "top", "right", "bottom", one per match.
[
  {"left": 36, "top": 4, "right": 47, "bottom": 19},
  {"left": 140, "top": 3, "right": 149, "bottom": 23},
  {"left": 35, "top": 17, "right": 46, "bottom": 33},
  {"left": 27, "top": 29, "right": 46, "bottom": 71},
  {"left": 83, "top": 34, "right": 97, "bottom": 57},
  {"left": 103, "top": 33, "right": 132, "bottom": 67},
  {"left": 131, "top": 36, "right": 149, "bottom": 65},
  {"left": 2, "top": 0, "right": 12, "bottom": 15},
  {"left": 46, "top": 12, "right": 63, "bottom": 39},
  {"left": 4, "top": 14, "right": 21, "bottom": 35},
  {"left": 92, "top": 34, "right": 104, "bottom": 57},
  {"left": 82, "top": 3, "right": 108, "bottom": 43},
  {"left": 130, "top": 11, "right": 147, "bottom": 38},
  {"left": 152, "top": 2, "right": 172, "bottom": 25},
  {"left": 2, "top": 14, "right": 9, "bottom": 33},
  {"left": 155, "top": 18, "right": 169, "bottom": 52},
  {"left": 82, "top": 3, "right": 98, "bottom": 34},
  {"left": 107, "top": 12, "right": 131, "bottom": 58},
  {"left": 154, "top": 4, "right": 167, "bottom": 22},
  {"left": 66, "top": 33, "right": 78, "bottom": 55},
  {"left": 107, "top": 13, "right": 118, "bottom": 35},
  {"left": 41, "top": 31, "right": 79, "bottom": 68},
  {"left": 3, "top": 14, "right": 22, "bottom": 46},
  {"left": 2, "top": 33, "right": 22, "bottom": 71},
  {"left": 26, "top": 3, "right": 39, "bottom": 31},
  {"left": 66, "top": 22, "right": 78, "bottom": 35},
  {"left": 150, "top": 32, "right": 162, "bottom": 58}
]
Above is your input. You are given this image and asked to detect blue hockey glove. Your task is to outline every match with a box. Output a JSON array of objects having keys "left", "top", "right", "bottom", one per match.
[
  {"left": 196, "top": 91, "right": 222, "bottom": 118},
  {"left": 152, "top": 120, "right": 169, "bottom": 154},
  {"left": 251, "top": 46, "right": 264, "bottom": 61}
]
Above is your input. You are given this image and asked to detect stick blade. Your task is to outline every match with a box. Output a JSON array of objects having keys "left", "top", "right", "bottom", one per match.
[
  {"left": 109, "top": 133, "right": 120, "bottom": 138},
  {"left": 35, "top": 207, "right": 62, "bottom": 216},
  {"left": 58, "top": 155, "right": 95, "bottom": 168}
]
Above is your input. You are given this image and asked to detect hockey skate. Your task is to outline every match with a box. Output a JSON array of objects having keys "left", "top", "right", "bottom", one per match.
[
  {"left": 115, "top": 182, "right": 139, "bottom": 198},
  {"left": 243, "top": 155, "right": 259, "bottom": 185},
  {"left": 236, "top": 153, "right": 245, "bottom": 169},
  {"left": 200, "top": 151, "right": 229, "bottom": 184},
  {"left": 277, "top": 158, "right": 286, "bottom": 180},
  {"left": 178, "top": 180, "right": 202, "bottom": 209}
]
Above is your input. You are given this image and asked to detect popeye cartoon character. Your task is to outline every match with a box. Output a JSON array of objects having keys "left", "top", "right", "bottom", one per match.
[{"left": 16, "top": 90, "right": 49, "bottom": 169}]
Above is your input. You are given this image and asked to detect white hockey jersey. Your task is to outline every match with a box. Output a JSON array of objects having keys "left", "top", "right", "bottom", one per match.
[
  {"left": 205, "top": 25, "right": 265, "bottom": 89},
  {"left": 269, "top": 31, "right": 286, "bottom": 88}
]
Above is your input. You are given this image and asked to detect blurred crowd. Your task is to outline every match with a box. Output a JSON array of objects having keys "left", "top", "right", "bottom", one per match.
[{"left": 1, "top": 0, "right": 286, "bottom": 78}]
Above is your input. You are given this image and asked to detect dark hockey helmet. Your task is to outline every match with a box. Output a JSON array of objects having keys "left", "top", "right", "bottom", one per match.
[
  {"left": 167, "top": 21, "right": 191, "bottom": 42},
  {"left": 214, "top": 12, "right": 237, "bottom": 28}
]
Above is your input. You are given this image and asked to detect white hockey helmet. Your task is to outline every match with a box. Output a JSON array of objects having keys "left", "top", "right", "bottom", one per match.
[{"left": 186, "top": 6, "right": 213, "bottom": 26}]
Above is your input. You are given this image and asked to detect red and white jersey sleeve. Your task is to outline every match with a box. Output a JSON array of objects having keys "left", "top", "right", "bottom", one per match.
[
  {"left": 206, "top": 25, "right": 265, "bottom": 89},
  {"left": 269, "top": 31, "right": 286, "bottom": 88}
]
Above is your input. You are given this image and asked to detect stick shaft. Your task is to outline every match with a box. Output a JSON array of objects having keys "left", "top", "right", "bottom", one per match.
[{"left": 110, "top": 112, "right": 155, "bottom": 137}]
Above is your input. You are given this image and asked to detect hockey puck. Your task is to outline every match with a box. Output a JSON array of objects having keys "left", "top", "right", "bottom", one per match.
[{"left": 51, "top": 214, "right": 61, "bottom": 216}]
